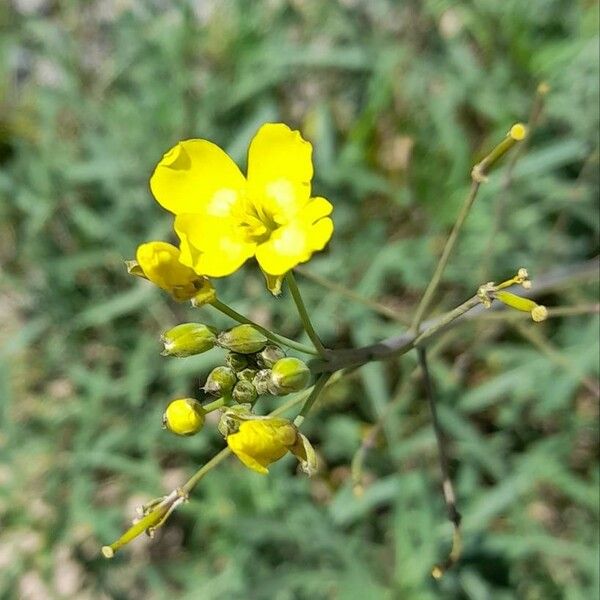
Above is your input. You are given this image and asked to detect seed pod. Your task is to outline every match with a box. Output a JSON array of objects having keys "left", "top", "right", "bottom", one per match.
[
  {"left": 238, "top": 368, "right": 258, "bottom": 383},
  {"left": 161, "top": 323, "right": 217, "bottom": 357},
  {"left": 203, "top": 366, "right": 237, "bottom": 396},
  {"left": 162, "top": 398, "right": 205, "bottom": 436},
  {"left": 256, "top": 344, "right": 286, "bottom": 368},
  {"left": 232, "top": 380, "right": 258, "bottom": 404},
  {"left": 253, "top": 369, "right": 272, "bottom": 395},
  {"left": 217, "top": 324, "right": 268, "bottom": 354},
  {"left": 225, "top": 352, "right": 249, "bottom": 372},
  {"left": 268, "top": 357, "right": 311, "bottom": 396}
]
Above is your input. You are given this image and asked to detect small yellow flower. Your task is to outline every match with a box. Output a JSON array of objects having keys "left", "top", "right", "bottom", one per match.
[
  {"left": 129, "top": 241, "right": 216, "bottom": 303},
  {"left": 226, "top": 418, "right": 317, "bottom": 475},
  {"left": 149, "top": 123, "right": 334, "bottom": 288}
]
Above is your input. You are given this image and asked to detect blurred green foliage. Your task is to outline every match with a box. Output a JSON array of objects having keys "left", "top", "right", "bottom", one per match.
[{"left": 0, "top": 0, "right": 598, "bottom": 598}]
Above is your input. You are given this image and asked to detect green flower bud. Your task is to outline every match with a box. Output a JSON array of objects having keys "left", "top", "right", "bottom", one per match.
[
  {"left": 203, "top": 366, "right": 237, "bottom": 396},
  {"left": 268, "top": 357, "right": 311, "bottom": 396},
  {"left": 161, "top": 323, "right": 217, "bottom": 357},
  {"left": 225, "top": 352, "right": 249, "bottom": 372},
  {"left": 256, "top": 344, "right": 286, "bottom": 368},
  {"left": 253, "top": 369, "right": 272, "bottom": 395},
  {"left": 238, "top": 368, "right": 258, "bottom": 382},
  {"left": 217, "top": 324, "right": 268, "bottom": 354},
  {"left": 232, "top": 380, "right": 258, "bottom": 404}
]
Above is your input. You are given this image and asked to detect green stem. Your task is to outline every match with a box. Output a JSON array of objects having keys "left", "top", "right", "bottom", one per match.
[
  {"left": 202, "top": 397, "right": 228, "bottom": 413},
  {"left": 410, "top": 180, "right": 481, "bottom": 333},
  {"left": 286, "top": 271, "right": 328, "bottom": 357},
  {"left": 411, "top": 124, "right": 527, "bottom": 334},
  {"left": 209, "top": 299, "right": 319, "bottom": 356},
  {"left": 295, "top": 266, "right": 411, "bottom": 326},
  {"left": 293, "top": 373, "right": 332, "bottom": 427}
]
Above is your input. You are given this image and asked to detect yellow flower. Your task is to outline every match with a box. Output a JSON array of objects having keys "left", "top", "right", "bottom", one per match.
[
  {"left": 149, "top": 123, "right": 333, "bottom": 289},
  {"left": 128, "top": 241, "right": 216, "bottom": 303},
  {"left": 227, "top": 417, "right": 316, "bottom": 475}
]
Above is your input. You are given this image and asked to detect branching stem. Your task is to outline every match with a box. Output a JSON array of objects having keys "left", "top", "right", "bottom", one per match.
[{"left": 411, "top": 124, "right": 527, "bottom": 333}]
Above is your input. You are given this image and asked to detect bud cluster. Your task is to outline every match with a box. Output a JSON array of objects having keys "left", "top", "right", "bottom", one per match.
[
  {"left": 160, "top": 323, "right": 312, "bottom": 438},
  {"left": 203, "top": 339, "right": 310, "bottom": 402}
]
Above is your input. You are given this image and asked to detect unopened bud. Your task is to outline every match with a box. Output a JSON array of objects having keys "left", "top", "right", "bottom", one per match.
[
  {"left": 225, "top": 352, "right": 249, "bottom": 372},
  {"left": 238, "top": 368, "right": 258, "bottom": 382},
  {"left": 217, "top": 324, "right": 268, "bottom": 354},
  {"left": 162, "top": 398, "right": 205, "bottom": 436},
  {"left": 256, "top": 344, "right": 286, "bottom": 368},
  {"left": 232, "top": 380, "right": 258, "bottom": 404},
  {"left": 203, "top": 366, "right": 237, "bottom": 396},
  {"left": 253, "top": 369, "right": 272, "bottom": 395},
  {"left": 161, "top": 323, "right": 217, "bottom": 357},
  {"left": 268, "top": 357, "right": 311, "bottom": 395}
]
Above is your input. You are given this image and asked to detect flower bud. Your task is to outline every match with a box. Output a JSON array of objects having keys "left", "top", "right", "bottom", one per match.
[
  {"left": 238, "top": 368, "right": 258, "bottom": 382},
  {"left": 217, "top": 405, "right": 252, "bottom": 437},
  {"left": 162, "top": 398, "right": 205, "bottom": 436},
  {"left": 217, "top": 324, "right": 268, "bottom": 354},
  {"left": 268, "top": 357, "right": 311, "bottom": 395},
  {"left": 203, "top": 366, "right": 237, "bottom": 396},
  {"left": 253, "top": 369, "right": 272, "bottom": 395},
  {"left": 225, "top": 352, "right": 249, "bottom": 372},
  {"left": 161, "top": 323, "right": 217, "bottom": 357},
  {"left": 256, "top": 344, "right": 286, "bottom": 368},
  {"left": 232, "top": 380, "right": 258, "bottom": 404}
]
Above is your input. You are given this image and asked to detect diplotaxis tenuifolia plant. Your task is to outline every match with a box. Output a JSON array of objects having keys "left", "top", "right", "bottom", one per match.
[{"left": 103, "top": 121, "right": 547, "bottom": 575}]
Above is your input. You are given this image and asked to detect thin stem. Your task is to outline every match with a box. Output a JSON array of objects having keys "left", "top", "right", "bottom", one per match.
[
  {"left": 417, "top": 348, "right": 461, "bottom": 578},
  {"left": 480, "top": 84, "right": 549, "bottom": 280},
  {"left": 209, "top": 298, "right": 319, "bottom": 356},
  {"left": 181, "top": 446, "right": 232, "bottom": 495},
  {"left": 413, "top": 296, "right": 481, "bottom": 348},
  {"left": 293, "top": 373, "right": 332, "bottom": 427},
  {"left": 411, "top": 180, "right": 481, "bottom": 333},
  {"left": 411, "top": 124, "right": 527, "bottom": 334},
  {"left": 314, "top": 295, "right": 483, "bottom": 373},
  {"left": 311, "top": 258, "right": 599, "bottom": 374},
  {"left": 202, "top": 397, "right": 228, "bottom": 413},
  {"left": 296, "top": 266, "right": 411, "bottom": 326},
  {"left": 286, "top": 271, "right": 328, "bottom": 357}
]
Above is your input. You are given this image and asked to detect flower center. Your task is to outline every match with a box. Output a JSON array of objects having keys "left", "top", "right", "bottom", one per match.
[{"left": 237, "top": 198, "right": 280, "bottom": 244}]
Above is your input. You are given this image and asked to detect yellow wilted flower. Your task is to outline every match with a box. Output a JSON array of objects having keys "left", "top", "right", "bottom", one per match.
[
  {"left": 127, "top": 241, "right": 216, "bottom": 303},
  {"left": 149, "top": 123, "right": 334, "bottom": 292},
  {"left": 226, "top": 418, "right": 317, "bottom": 475}
]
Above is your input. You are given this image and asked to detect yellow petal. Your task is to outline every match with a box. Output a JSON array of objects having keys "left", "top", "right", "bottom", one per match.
[
  {"left": 255, "top": 215, "right": 333, "bottom": 276},
  {"left": 174, "top": 214, "right": 255, "bottom": 277},
  {"left": 150, "top": 139, "right": 246, "bottom": 215},
  {"left": 135, "top": 241, "right": 201, "bottom": 300},
  {"left": 247, "top": 123, "right": 313, "bottom": 223},
  {"left": 228, "top": 447, "right": 270, "bottom": 475},
  {"left": 226, "top": 419, "right": 295, "bottom": 474},
  {"left": 299, "top": 196, "right": 333, "bottom": 223}
]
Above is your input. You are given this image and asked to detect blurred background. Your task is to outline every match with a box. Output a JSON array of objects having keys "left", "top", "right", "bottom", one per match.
[{"left": 1, "top": 1, "right": 598, "bottom": 598}]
